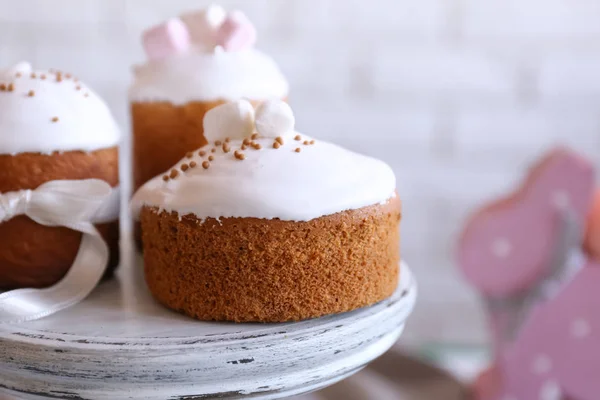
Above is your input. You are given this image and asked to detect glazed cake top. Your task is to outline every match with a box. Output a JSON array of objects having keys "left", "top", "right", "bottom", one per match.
[
  {"left": 0, "top": 62, "right": 120, "bottom": 155},
  {"left": 131, "top": 100, "right": 397, "bottom": 222},
  {"left": 129, "top": 5, "right": 289, "bottom": 105}
]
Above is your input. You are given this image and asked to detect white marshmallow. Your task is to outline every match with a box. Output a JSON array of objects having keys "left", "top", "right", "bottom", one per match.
[
  {"left": 180, "top": 5, "right": 227, "bottom": 49},
  {"left": 203, "top": 100, "right": 255, "bottom": 142},
  {"left": 255, "top": 100, "right": 295, "bottom": 139}
]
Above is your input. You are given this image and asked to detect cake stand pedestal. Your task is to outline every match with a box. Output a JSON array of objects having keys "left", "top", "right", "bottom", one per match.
[{"left": 0, "top": 254, "right": 416, "bottom": 400}]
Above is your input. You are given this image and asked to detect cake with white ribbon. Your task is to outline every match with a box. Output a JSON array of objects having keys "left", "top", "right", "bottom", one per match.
[
  {"left": 132, "top": 100, "right": 400, "bottom": 322},
  {"left": 130, "top": 4, "right": 289, "bottom": 192},
  {"left": 0, "top": 62, "right": 120, "bottom": 291}
]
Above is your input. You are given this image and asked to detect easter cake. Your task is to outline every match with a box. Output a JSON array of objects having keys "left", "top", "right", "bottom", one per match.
[
  {"left": 0, "top": 62, "right": 120, "bottom": 289},
  {"left": 132, "top": 100, "right": 400, "bottom": 322}
]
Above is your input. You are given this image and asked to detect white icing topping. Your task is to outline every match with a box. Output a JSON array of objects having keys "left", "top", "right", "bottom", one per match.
[
  {"left": 131, "top": 133, "right": 396, "bottom": 222},
  {"left": 129, "top": 48, "right": 288, "bottom": 104},
  {"left": 132, "top": 101, "right": 396, "bottom": 221},
  {"left": 0, "top": 62, "right": 120, "bottom": 155}
]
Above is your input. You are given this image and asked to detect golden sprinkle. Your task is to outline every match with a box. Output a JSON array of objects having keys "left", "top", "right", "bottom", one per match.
[
  {"left": 27, "top": 90, "right": 35, "bottom": 97},
  {"left": 273, "top": 142, "right": 281, "bottom": 149},
  {"left": 169, "top": 169, "right": 179, "bottom": 179},
  {"left": 56, "top": 75, "right": 62, "bottom": 82},
  {"left": 275, "top": 136, "right": 284, "bottom": 145},
  {"left": 225, "top": 137, "right": 230, "bottom": 143},
  {"left": 51, "top": 116, "right": 59, "bottom": 122},
  {"left": 211, "top": 148, "right": 216, "bottom": 153},
  {"left": 76, "top": 85, "right": 81, "bottom": 91},
  {"left": 295, "top": 148, "right": 301, "bottom": 153},
  {"left": 251, "top": 133, "right": 259, "bottom": 140},
  {"left": 0, "top": 83, "right": 6, "bottom": 91},
  {"left": 65, "top": 73, "right": 72, "bottom": 79},
  {"left": 186, "top": 152, "right": 193, "bottom": 158},
  {"left": 310, "top": 140, "right": 315, "bottom": 145},
  {"left": 208, "top": 155, "right": 214, "bottom": 161},
  {"left": 241, "top": 144, "right": 247, "bottom": 150},
  {"left": 234, "top": 151, "right": 246, "bottom": 160},
  {"left": 202, "top": 161, "right": 210, "bottom": 169},
  {"left": 30, "top": 73, "right": 36, "bottom": 78},
  {"left": 294, "top": 135, "right": 302, "bottom": 141},
  {"left": 199, "top": 151, "right": 206, "bottom": 157},
  {"left": 15, "top": 72, "right": 21, "bottom": 78},
  {"left": 215, "top": 140, "right": 222, "bottom": 146},
  {"left": 252, "top": 143, "right": 262, "bottom": 150},
  {"left": 243, "top": 138, "right": 251, "bottom": 146},
  {"left": 40, "top": 74, "right": 46, "bottom": 80},
  {"left": 189, "top": 161, "right": 197, "bottom": 168},
  {"left": 222, "top": 143, "right": 231, "bottom": 153},
  {"left": 303, "top": 140, "right": 310, "bottom": 145},
  {"left": 84, "top": 93, "right": 89, "bottom": 97},
  {"left": 181, "top": 163, "right": 189, "bottom": 172},
  {"left": 162, "top": 175, "right": 169, "bottom": 182},
  {"left": 7, "top": 83, "right": 14, "bottom": 92}
]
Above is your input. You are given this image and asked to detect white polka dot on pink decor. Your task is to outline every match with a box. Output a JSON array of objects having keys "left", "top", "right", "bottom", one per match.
[
  {"left": 552, "top": 190, "right": 570, "bottom": 209},
  {"left": 532, "top": 354, "right": 552, "bottom": 375},
  {"left": 491, "top": 237, "right": 512, "bottom": 258},
  {"left": 539, "top": 380, "right": 562, "bottom": 400},
  {"left": 571, "top": 318, "right": 591, "bottom": 339}
]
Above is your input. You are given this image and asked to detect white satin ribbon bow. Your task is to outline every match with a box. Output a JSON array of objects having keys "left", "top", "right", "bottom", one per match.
[{"left": 0, "top": 179, "right": 120, "bottom": 324}]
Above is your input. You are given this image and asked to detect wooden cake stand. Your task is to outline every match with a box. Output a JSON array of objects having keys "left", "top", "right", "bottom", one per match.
[{"left": 0, "top": 248, "right": 416, "bottom": 400}]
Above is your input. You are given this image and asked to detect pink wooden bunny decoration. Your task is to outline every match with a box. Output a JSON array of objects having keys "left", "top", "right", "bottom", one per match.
[
  {"left": 495, "top": 263, "right": 600, "bottom": 400},
  {"left": 459, "top": 148, "right": 593, "bottom": 298},
  {"left": 459, "top": 148, "right": 594, "bottom": 352},
  {"left": 457, "top": 147, "right": 600, "bottom": 400}
]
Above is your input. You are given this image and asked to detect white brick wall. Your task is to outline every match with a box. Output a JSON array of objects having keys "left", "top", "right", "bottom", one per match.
[{"left": 1, "top": 0, "right": 599, "bottom": 349}]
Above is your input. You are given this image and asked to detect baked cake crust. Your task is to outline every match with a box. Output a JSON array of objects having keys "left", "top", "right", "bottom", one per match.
[
  {"left": 140, "top": 196, "right": 401, "bottom": 322},
  {"left": 0, "top": 147, "right": 120, "bottom": 289},
  {"left": 133, "top": 100, "right": 223, "bottom": 191}
]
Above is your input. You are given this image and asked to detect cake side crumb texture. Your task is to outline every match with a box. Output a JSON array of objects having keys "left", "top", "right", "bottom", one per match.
[{"left": 141, "top": 197, "right": 401, "bottom": 322}]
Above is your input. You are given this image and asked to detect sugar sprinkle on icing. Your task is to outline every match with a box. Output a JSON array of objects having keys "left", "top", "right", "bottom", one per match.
[{"left": 0, "top": 62, "right": 120, "bottom": 154}]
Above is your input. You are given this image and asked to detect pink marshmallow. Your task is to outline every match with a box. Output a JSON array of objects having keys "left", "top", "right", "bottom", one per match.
[
  {"left": 215, "top": 11, "right": 257, "bottom": 52},
  {"left": 458, "top": 148, "right": 595, "bottom": 356},
  {"left": 142, "top": 18, "right": 191, "bottom": 61}
]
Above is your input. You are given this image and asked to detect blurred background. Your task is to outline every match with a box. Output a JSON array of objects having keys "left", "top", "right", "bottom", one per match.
[{"left": 1, "top": 0, "right": 599, "bottom": 393}]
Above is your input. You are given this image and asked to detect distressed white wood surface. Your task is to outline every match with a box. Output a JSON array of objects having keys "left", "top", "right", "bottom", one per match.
[{"left": 0, "top": 254, "right": 416, "bottom": 400}]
